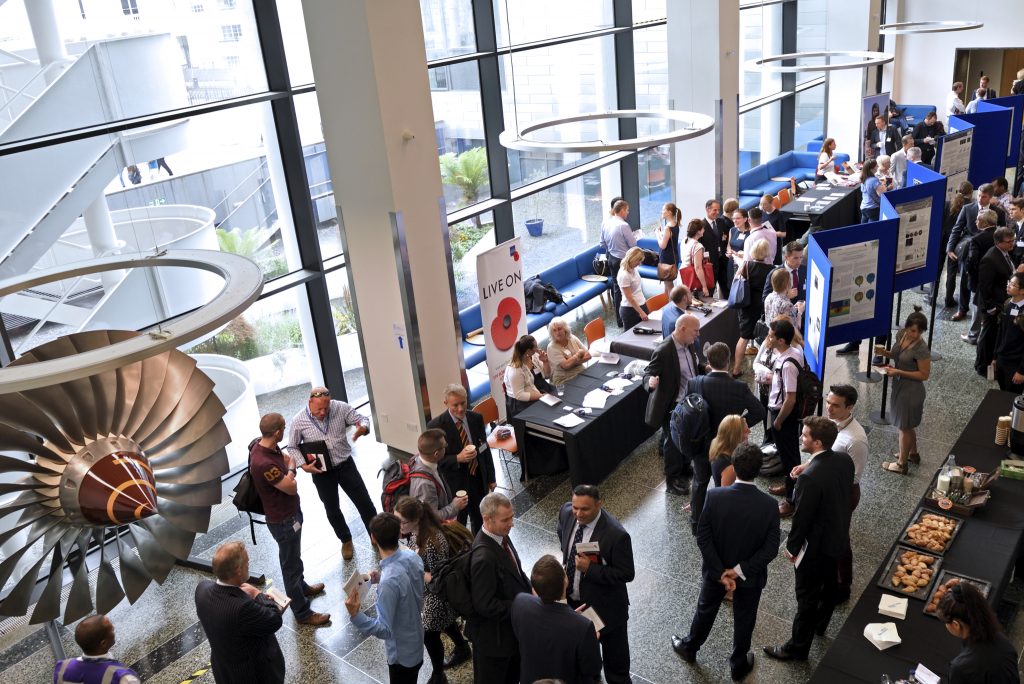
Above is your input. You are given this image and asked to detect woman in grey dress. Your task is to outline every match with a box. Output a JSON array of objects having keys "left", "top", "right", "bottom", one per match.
[{"left": 878, "top": 308, "right": 931, "bottom": 474}]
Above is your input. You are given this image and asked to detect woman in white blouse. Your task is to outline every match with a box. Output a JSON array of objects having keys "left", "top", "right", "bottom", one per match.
[
  {"left": 503, "top": 334, "right": 552, "bottom": 416},
  {"left": 816, "top": 137, "right": 837, "bottom": 181},
  {"left": 546, "top": 317, "right": 591, "bottom": 386},
  {"left": 616, "top": 246, "right": 648, "bottom": 329}
]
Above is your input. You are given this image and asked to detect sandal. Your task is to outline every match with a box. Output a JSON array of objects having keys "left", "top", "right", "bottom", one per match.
[
  {"left": 881, "top": 460, "right": 908, "bottom": 474},
  {"left": 908, "top": 452, "right": 921, "bottom": 464}
]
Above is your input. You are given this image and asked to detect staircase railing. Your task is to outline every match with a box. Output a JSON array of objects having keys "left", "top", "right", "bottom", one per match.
[{"left": 0, "top": 61, "right": 66, "bottom": 133}]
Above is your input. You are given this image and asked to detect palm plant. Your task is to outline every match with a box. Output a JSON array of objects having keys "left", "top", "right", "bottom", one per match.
[{"left": 439, "top": 146, "right": 489, "bottom": 229}]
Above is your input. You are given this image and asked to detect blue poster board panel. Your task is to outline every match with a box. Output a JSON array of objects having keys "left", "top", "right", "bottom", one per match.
[
  {"left": 986, "top": 95, "right": 1024, "bottom": 169},
  {"left": 880, "top": 174, "right": 948, "bottom": 292},
  {"left": 807, "top": 218, "right": 899, "bottom": 347},
  {"left": 936, "top": 121, "right": 975, "bottom": 204},
  {"left": 906, "top": 162, "right": 945, "bottom": 186},
  {"left": 802, "top": 239, "right": 833, "bottom": 380},
  {"left": 956, "top": 106, "right": 1012, "bottom": 188}
]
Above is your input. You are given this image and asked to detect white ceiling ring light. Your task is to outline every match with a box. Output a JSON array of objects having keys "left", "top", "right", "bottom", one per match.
[
  {"left": 745, "top": 50, "right": 894, "bottom": 74},
  {"left": 879, "top": 20, "right": 984, "bottom": 35},
  {"left": 499, "top": 109, "right": 715, "bottom": 154}
]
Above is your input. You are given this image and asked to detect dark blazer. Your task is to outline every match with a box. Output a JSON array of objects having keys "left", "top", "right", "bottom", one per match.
[
  {"left": 700, "top": 216, "right": 731, "bottom": 272},
  {"left": 428, "top": 409, "right": 496, "bottom": 490},
  {"left": 978, "top": 246, "right": 1014, "bottom": 313},
  {"left": 696, "top": 483, "right": 780, "bottom": 589},
  {"left": 687, "top": 372, "right": 766, "bottom": 434},
  {"left": 948, "top": 202, "right": 1007, "bottom": 253},
  {"left": 867, "top": 125, "right": 901, "bottom": 156},
  {"left": 787, "top": 450, "right": 855, "bottom": 559},
  {"left": 510, "top": 594, "right": 602, "bottom": 684},
  {"left": 761, "top": 264, "right": 807, "bottom": 303},
  {"left": 194, "top": 580, "right": 284, "bottom": 684},
  {"left": 556, "top": 504, "right": 634, "bottom": 628},
  {"left": 643, "top": 336, "right": 703, "bottom": 428},
  {"left": 967, "top": 230, "right": 996, "bottom": 292},
  {"left": 467, "top": 530, "right": 531, "bottom": 657}
]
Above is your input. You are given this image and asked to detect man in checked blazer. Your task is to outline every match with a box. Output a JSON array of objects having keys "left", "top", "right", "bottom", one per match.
[{"left": 427, "top": 383, "right": 496, "bottom": 534}]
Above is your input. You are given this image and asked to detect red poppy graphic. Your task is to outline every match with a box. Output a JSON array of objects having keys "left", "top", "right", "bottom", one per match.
[{"left": 490, "top": 297, "right": 522, "bottom": 351}]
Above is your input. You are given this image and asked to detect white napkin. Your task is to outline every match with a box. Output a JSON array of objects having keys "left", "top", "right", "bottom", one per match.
[
  {"left": 863, "top": 622, "right": 901, "bottom": 651},
  {"left": 878, "top": 594, "right": 908, "bottom": 620}
]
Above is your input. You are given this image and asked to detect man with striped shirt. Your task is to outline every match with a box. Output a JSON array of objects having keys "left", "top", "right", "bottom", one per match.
[{"left": 286, "top": 387, "right": 378, "bottom": 560}]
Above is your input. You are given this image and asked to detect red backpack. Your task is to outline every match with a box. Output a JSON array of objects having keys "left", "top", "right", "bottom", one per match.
[{"left": 379, "top": 459, "right": 444, "bottom": 512}]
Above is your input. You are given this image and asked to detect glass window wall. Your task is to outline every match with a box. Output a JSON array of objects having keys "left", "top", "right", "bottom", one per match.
[
  {"left": 431, "top": 62, "right": 492, "bottom": 212},
  {"left": 494, "top": 0, "right": 614, "bottom": 47}
]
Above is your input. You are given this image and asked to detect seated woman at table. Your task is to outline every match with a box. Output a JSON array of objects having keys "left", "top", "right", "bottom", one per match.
[
  {"left": 730, "top": 238, "right": 775, "bottom": 378},
  {"left": 617, "top": 246, "right": 649, "bottom": 329},
  {"left": 937, "top": 582, "right": 1020, "bottom": 684},
  {"left": 763, "top": 268, "right": 805, "bottom": 332},
  {"left": 753, "top": 314, "right": 804, "bottom": 433},
  {"left": 709, "top": 414, "right": 749, "bottom": 488},
  {"left": 680, "top": 219, "right": 713, "bottom": 300},
  {"left": 546, "top": 317, "right": 591, "bottom": 386},
  {"left": 503, "top": 334, "right": 552, "bottom": 416},
  {"left": 815, "top": 137, "right": 837, "bottom": 182}
]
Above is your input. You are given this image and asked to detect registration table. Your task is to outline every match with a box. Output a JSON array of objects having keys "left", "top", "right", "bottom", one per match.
[
  {"left": 608, "top": 300, "right": 740, "bottom": 361},
  {"left": 781, "top": 183, "right": 860, "bottom": 242},
  {"left": 510, "top": 353, "right": 656, "bottom": 486},
  {"left": 810, "top": 390, "right": 1024, "bottom": 683}
]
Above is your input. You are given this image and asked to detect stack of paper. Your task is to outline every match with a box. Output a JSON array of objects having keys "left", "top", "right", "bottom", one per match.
[
  {"left": 863, "top": 622, "right": 901, "bottom": 651},
  {"left": 878, "top": 594, "right": 908, "bottom": 620},
  {"left": 914, "top": 664, "right": 940, "bottom": 684},
  {"left": 539, "top": 394, "right": 562, "bottom": 407},
  {"left": 582, "top": 606, "right": 605, "bottom": 633},
  {"left": 604, "top": 377, "right": 633, "bottom": 390},
  {"left": 553, "top": 413, "right": 585, "bottom": 428},
  {"left": 265, "top": 587, "right": 292, "bottom": 611},
  {"left": 582, "top": 389, "right": 610, "bottom": 409},
  {"left": 343, "top": 571, "right": 372, "bottom": 604},
  {"left": 596, "top": 352, "right": 619, "bottom": 364}
]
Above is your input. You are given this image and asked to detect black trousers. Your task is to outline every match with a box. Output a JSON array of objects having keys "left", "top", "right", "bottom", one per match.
[
  {"left": 455, "top": 472, "right": 487, "bottom": 534},
  {"left": 769, "top": 409, "right": 801, "bottom": 503},
  {"left": 661, "top": 411, "right": 693, "bottom": 481},
  {"left": 609, "top": 256, "right": 624, "bottom": 325},
  {"left": 310, "top": 458, "right": 378, "bottom": 543},
  {"left": 996, "top": 361, "right": 1024, "bottom": 393},
  {"left": 975, "top": 311, "right": 999, "bottom": 374},
  {"left": 787, "top": 554, "right": 840, "bottom": 657},
  {"left": 689, "top": 451, "right": 713, "bottom": 534},
  {"left": 569, "top": 599, "right": 630, "bottom": 683},
  {"left": 473, "top": 651, "right": 519, "bottom": 684},
  {"left": 424, "top": 622, "right": 467, "bottom": 672},
  {"left": 837, "top": 483, "right": 861, "bottom": 588},
  {"left": 620, "top": 303, "right": 649, "bottom": 331},
  {"left": 387, "top": 661, "right": 422, "bottom": 684},
  {"left": 717, "top": 256, "right": 730, "bottom": 298},
  {"left": 681, "top": 577, "right": 763, "bottom": 673}
]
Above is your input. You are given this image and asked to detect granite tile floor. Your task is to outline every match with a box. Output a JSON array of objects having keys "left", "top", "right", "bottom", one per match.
[{"left": 3, "top": 283, "right": 1024, "bottom": 683}]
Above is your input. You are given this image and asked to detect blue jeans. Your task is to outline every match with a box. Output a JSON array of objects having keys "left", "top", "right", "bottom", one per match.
[
  {"left": 860, "top": 206, "right": 879, "bottom": 223},
  {"left": 267, "top": 511, "right": 313, "bottom": 619}
]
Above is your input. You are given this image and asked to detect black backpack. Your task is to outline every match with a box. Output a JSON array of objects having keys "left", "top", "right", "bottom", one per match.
[
  {"left": 427, "top": 548, "right": 476, "bottom": 619},
  {"left": 776, "top": 356, "right": 823, "bottom": 419},
  {"left": 669, "top": 394, "right": 711, "bottom": 458},
  {"left": 231, "top": 438, "right": 267, "bottom": 544}
]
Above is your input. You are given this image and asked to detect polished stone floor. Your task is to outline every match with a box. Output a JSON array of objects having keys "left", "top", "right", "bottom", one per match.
[{"left": 3, "top": 283, "right": 1024, "bottom": 683}]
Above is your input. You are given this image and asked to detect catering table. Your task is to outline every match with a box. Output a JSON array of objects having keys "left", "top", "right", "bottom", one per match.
[
  {"left": 809, "top": 390, "right": 1024, "bottom": 683},
  {"left": 608, "top": 301, "right": 740, "bottom": 361},
  {"left": 510, "top": 353, "right": 656, "bottom": 486},
  {"left": 781, "top": 184, "right": 861, "bottom": 242}
]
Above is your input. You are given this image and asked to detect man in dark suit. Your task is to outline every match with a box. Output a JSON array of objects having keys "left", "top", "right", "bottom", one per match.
[
  {"left": 511, "top": 555, "right": 602, "bottom": 684},
  {"left": 764, "top": 417, "right": 854, "bottom": 663},
  {"left": 644, "top": 314, "right": 704, "bottom": 496},
  {"left": 962, "top": 209, "right": 1001, "bottom": 345},
  {"left": 976, "top": 227, "right": 1021, "bottom": 373},
  {"left": 427, "top": 383, "right": 496, "bottom": 533},
  {"left": 195, "top": 542, "right": 286, "bottom": 684},
  {"left": 866, "top": 115, "right": 900, "bottom": 157},
  {"left": 672, "top": 442, "right": 780, "bottom": 681},
  {"left": 467, "top": 492, "right": 531, "bottom": 684},
  {"left": 1009, "top": 198, "right": 1024, "bottom": 263},
  {"left": 686, "top": 343, "right": 766, "bottom": 531},
  {"left": 701, "top": 199, "right": 731, "bottom": 297},
  {"left": 556, "top": 484, "right": 635, "bottom": 683},
  {"left": 762, "top": 241, "right": 806, "bottom": 304},
  {"left": 947, "top": 184, "right": 1007, "bottom": 321}
]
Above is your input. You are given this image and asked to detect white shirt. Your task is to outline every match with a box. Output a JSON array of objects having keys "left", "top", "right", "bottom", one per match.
[
  {"left": 946, "top": 91, "right": 965, "bottom": 118},
  {"left": 769, "top": 346, "right": 803, "bottom": 409},
  {"left": 504, "top": 362, "right": 538, "bottom": 401},
  {"left": 833, "top": 416, "right": 869, "bottom": 484},
  {"left": 567, "top": 510, "right": 602, "bottom": 601},
  {"left": 891, "top": 149, "right": 908, "bottom": 189},
  {"left": 746, "top": 225, "right": 778, "bottom": 263},
  {"left": 616, "top": 266, "right": 645, "bottom": 308}
]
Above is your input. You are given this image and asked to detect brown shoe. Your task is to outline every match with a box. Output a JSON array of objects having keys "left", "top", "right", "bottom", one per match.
[
  {"left": 768, "top": 484, "right": 787, "bottom": 496},
  {"left": 951, "top": 311, "right": 967, "bottom": 321},
  {"left": 342, "top": 541, "right": 354, "bottom": 560},
  {"left": 304, "top": 582, "right": 325, "bottom": 598},
  {"left": 778, "top": 501, "right": 795, "bottom": 518},
  {"left": 298, "top": 611, "right": 331, "bottom": 626}
]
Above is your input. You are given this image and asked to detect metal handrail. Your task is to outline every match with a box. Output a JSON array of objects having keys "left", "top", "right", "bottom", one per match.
[
  {"left": 208, "top": 157, "right": 270, "bottom": 215},
  {"left": 0, "top": 62, "right": 64, "bottom": 128}
]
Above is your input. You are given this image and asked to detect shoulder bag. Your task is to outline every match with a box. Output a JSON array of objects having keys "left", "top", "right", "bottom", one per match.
[
  {"left": 727, "top": 260, "right": 751, "bottom": 309},
  {"left": 657, "top": 227, "right": 679, "bottom": 282},
  {"left": 680, "top": 241, "right": 715, "bottom": 294}
]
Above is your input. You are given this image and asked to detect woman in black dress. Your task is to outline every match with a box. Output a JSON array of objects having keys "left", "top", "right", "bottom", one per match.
[
  {"left": 726, "top": 207, "right": 750, "bottom": 284},
  {"left": 937, "top": 582, "right": 1020, "bottom": 684},
  {"left": 731, "top": 237, "right": 775, "bottom": 377},
  {"left": 657, "top": 202, "right": 682, "bottom": 298}
]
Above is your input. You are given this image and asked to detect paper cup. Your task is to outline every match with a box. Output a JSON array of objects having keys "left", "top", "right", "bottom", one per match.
[{"left": 456, "top": 490, "right": 467, "bottom": 498}]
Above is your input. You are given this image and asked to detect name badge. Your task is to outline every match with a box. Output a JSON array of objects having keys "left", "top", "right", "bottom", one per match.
[{"left": 293, "top": 520, "right": 302, "bottom": 533}]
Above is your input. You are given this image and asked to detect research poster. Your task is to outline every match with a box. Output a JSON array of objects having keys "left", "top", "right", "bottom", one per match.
[
  {"left": 893, "top": 197, "right": 933, "bottom": 275},
  {"left": 827, "top": 239, "right": 880, "bottom": 325},
  {"left": 939, "top": 127, "right": 973, "bottom": 204},
  {"left": 807, "top": 260, "right": 825, "bottom": 364}
]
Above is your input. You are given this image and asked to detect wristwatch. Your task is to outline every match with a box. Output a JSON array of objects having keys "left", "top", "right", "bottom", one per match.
[{"left": 288, "top": 468, "right": 297, "bottom": 474}]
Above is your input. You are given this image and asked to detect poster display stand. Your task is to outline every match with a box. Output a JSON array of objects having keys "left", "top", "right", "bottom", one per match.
[
  {"left": 803, "top": 237, "right": 834, "bottom": 383},
  {"left": 984, "top": 94, "right": 1024, "bottom": 170},
  {"left": 935, "top": 122, "right": 974, "bottom": 205},
  {"left": 956, "top": 105, "right": 1013, "bottom": 188},
  {"left": 905, "top": 162, "right": 952, "bottom": 360}
]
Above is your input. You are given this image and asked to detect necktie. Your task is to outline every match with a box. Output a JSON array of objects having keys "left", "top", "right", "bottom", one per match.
[
  {"left": 502, "top": 536, "right": 517, "bottom": 566},
  {"left": 456, "top": 419, "right": 478, "bottom": 475},
  {"left": 1006, "top": 252, "right": 1015, "bottom": 272},
  {"left": 791, "top": 268, "right": 799, "bottom": 292},
  {"left": 565, "top": 523, "right": 586, "bottom": 598}
]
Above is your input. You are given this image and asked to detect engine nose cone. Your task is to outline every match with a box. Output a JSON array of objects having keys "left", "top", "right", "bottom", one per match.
[{"left": 60, "top": 437, "right": 157, "bottom": 526}]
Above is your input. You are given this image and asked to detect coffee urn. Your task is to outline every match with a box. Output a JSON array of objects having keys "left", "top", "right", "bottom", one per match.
[{"left": 1010, "top": 395, "right": 1024, "bottom": 456}]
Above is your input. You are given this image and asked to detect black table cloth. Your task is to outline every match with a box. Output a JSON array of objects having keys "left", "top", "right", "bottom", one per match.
[
  {"left": 608, "top": 302, "right": 740, "bottom": 361},
  {"left": 781, "top": 184, "right": 861, "bottom": 242},
  {"left": 809, "top": 390, "right": 1024, "bottom": 683},
  {"left": 510, "top": 353, "right": 656, "bottom": 486}
]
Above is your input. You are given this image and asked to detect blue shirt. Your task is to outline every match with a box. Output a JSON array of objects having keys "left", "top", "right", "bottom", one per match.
[
  {"left": 600, "top": 216, "right": 637, "bottom": 259},
  {"left": 350, "top": 548, "right": 425, "bottom": 667},
  {"left": 661, "top": 303, "right": 684, "bottom": 338},
  {"left": 673, "top": 337, "right": 698, "bottom": 402},
  {"left": 860, "top": 176, "right": 881, "bottom": 210}
]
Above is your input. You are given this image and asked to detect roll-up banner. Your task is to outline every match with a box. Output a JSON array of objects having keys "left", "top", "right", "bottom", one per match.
[
  {"left": 803, "top": 237, "right": 833, "bottom": 381},
  {"left": 477, "top": 238, "right": 527, "bottom": 418}
]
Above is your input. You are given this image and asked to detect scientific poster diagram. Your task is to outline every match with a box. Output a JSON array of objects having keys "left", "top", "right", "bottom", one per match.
[
  {"left": 938, "top": 125, "right": 973, "bottom": 204},
  {"left": 892, "top": 197, "right": 933, "bottom": 275},
  {"left": 827, "top": 239, "right": 880, "bottom": 326},
  {"left": 807, "top": 260, "right": 827, "bottom": 364}
]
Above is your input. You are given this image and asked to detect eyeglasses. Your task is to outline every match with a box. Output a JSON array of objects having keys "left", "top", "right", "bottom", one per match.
[{"left": 310, "top": 390, "right": 331, "bottom": 398}]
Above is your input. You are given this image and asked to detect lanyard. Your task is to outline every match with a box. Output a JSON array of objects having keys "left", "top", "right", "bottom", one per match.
[{"left": 306, "top": 407, "right": 330, "bottom": 438}]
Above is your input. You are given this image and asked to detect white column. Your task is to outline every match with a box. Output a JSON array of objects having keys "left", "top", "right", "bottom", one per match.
[
  {"left": 303, "top": 0, "right": 464, "bottom": 453},
  {"left": 24, "top": 0, "right": 68, "bottom": 73},
  {"left": 824, "top": 0, "right": 883, "bottom": 160},
  {"left": 82, "top": 197, "right": 123, "bottom": 291},
  {"left": 667, "top": 0, "right": 740, "bottom": 210}
]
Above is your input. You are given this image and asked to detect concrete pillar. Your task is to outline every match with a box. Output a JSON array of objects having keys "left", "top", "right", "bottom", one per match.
[
  {"left": 824, "top": 0, "right": 883, "bottom": 161},
  {"left": 667, "top": 0, "right": 740, "bottom": 209},
  {"left": 24, "top": 0, "right": 68, "bottom": 74},
  {"left": 302, "top": 0, "right": 464, "bottom": 454},
  {"left": 82, "top": 197, "right": 123, "bottom": 291}
]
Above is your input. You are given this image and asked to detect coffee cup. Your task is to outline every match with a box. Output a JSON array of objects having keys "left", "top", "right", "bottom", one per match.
[
  {"left": 874, "top": 344, "right": 885, "bottom": 355},
  {"left": 456, "top": 490, "right": 467, "bottom": 498}
]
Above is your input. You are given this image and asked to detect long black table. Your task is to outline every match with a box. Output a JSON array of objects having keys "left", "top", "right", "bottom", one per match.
[
  {"left": 810, "top": 390, "right": 1024, "bottom": 683},
  {"left": 511, "top": 353, "right": 656, "bottom": 486},
  {"left": 781, "top": 184, "right": 861, "bottom": 242},
  {"left": 608, "top": 301, "right": 740, "bottom": 361}
]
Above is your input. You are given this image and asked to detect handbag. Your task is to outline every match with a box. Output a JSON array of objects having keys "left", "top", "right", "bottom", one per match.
[
  {"left": 727, "top": 261, "right": 751, "bottom": 309},
  {"left": 753, "top": 318, "right": 770, "bottom": 343},
  {"left": 656, "top": 229, "right": 679, "bottom": 282},
  {"left": 641, "top": 249, "right": 660, "bottom": 267},
  {"left": 592, "top": 254, "right": 609, "bottom": 277},
  {"left": 680, "top": 241, "right": 715, "bottom": 293}
]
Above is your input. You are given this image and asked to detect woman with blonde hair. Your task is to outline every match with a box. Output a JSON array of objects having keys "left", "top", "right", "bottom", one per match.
[
  {"left": 617, "top": 246, "right": 649, "bottom": 328},
  {"left": 546, "top": 317, "right": 590, "bottom": 385},
  {"left": 764, "top": 268, "right": 805, "bottom": 331},
  {"left": 709, "top": 415, "right": 750, "bottom": 488},
  {"left": 731, "top": 238, "right": 775, "bottom": 377}
]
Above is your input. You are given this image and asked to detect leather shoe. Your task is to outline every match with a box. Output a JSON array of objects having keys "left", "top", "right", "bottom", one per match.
[
  {"left": 944, "top": 299, "right": 957, "bottom": 308},
  {"left": 762, "top": 645, "right": 805, "bottom": 661},
  {"left": 443, "top": 643, "right": 471, "bottom": 668},
  {"left": 951, "top": 311, "right": 967, "bottom": 321},
  {"left": 342, "top": 540, "right": 354, "bottom": 560},
  {"left": 303, "top": 582, "right": 325, "bottom": 598},
  {"left": 297, "top": 611, "right": 331, "bottom": 626},
  {"left": 835, "top": 586, "right": 852, "bottom": 604},
  {"left": 671, "top": 635, "right": 697, "bottom": 663},
  {"left": 667, "top": 479, "right": 690, "bottom": 496},
  {"left": 835, "top": 342, "right": 861, "bottom": 355},
  {"left": 768, "top": 484, "right": 786, "bottom": 496},
  {"left": 961, "top": 333, "right": 978, "bottom": 345},
  {"left": 731, "top": 652, "right": 755, "bottom": 681},
  {"left": 778, "top": 501, "right": 795, "bottom": 518}
]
